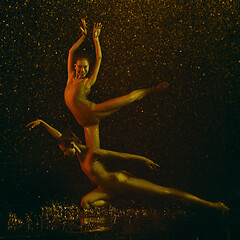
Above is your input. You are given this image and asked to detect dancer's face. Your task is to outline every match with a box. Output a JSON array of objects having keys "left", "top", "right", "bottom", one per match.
[
  {"left": 59, "top": 144, "right": 76, "bottom": 158},
  {"left": 75, "top": 58, "right": 89, "bottom": 78}
]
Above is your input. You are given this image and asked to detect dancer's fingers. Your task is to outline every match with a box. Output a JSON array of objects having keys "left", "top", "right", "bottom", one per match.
[{"left": 81, "top": 19, "right": 86, "bottom": 28}]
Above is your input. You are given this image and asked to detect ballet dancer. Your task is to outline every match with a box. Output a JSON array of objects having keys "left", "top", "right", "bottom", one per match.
[
  {"left": 27, "top": 119, "right": 229, "bottom": 211},
  {"left": 64, "top": 19, "right": 169, "bottom": 149}
]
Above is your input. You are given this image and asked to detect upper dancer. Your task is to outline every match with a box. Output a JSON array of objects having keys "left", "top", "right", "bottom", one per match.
[{"left": 64, "top": 19, "right": 169, "bottom": 149}]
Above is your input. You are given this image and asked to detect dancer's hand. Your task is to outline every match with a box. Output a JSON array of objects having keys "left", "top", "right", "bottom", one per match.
[
  {"left": 93, "top": 23, "right": 102, "bottom": 39},
  {"left": 26, "top": 119, "right": 42, "bottom": 131},
  {"left": 80, "top": 19, "right": 87, "bottom": 36},
  {"left": 145, "top": 160, "right": 160, "bottom": 171}
]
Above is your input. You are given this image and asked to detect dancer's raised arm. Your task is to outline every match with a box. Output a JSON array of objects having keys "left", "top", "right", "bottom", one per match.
[
  {"left": 68, "top": 19, "right": 87, "bottom": 78},
  {"left": 85, "top": 23, "right": 102, "bottom": 88},
  {"left": 93, "top": 148, "right": 160, "bottom": 170},
  {"left": 26, "top": 119, "right": 62, "bottom": 140}
]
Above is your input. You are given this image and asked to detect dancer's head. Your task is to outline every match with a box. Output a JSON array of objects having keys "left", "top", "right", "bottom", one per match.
[
  {"left": 75, "top": 54, "right": 90, "bottom": 78},
  {"left": 58, "top": 130, "right": 82, "bottom": 158}
]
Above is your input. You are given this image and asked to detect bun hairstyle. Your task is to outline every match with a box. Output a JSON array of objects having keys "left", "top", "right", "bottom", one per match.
[
  {"left": 74, "top": 44, "right": 94, "bottom": 65},
  {"left": 75, "top": 52, "right": 90, "bottom": 63},
  {"left": 59, "top": 130, "right": 82, "bottom": 147}
]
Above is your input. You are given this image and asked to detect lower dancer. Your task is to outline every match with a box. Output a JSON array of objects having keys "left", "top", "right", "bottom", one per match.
[{"left": 27, "top": 119, "right": 229, "bottom": 211}]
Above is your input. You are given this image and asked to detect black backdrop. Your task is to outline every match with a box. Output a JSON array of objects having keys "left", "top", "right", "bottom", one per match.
[{"left": 1, "top": 0, "right": 239, "bottom": 215}]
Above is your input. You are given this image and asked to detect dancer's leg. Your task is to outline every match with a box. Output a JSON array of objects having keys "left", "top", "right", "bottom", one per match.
[
  {"left": 93, "top": 82, "right": 169, "bottom": 114},
  {"left": 81, "top": 187, "right": 115, "bottom": 209},
  {"left": 84, "top": 125, "right": 100, "bottom": 149},
  {"left": 110, "top": 172, "right": 229, "bottom": 211}
]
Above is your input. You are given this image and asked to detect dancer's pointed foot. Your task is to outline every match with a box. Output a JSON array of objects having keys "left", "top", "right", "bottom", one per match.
[
  {"left": 212, "top": 202, "right": 229, "bottom": 213},
  {"left": 155, "top": 82, "right": 169, "bottom": 91}
]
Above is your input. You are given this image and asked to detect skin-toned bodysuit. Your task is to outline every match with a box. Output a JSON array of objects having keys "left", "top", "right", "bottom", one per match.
[
  {"left": 64, "top": 20, "right": 169, "bottom": 149},
  {"left": 27, "top": 119, "right": 229, "bottom": 212}
]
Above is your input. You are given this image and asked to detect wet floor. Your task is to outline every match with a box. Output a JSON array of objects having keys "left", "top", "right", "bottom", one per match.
[{"left": 2, "top": 201, "right": 235, "bottom": 240}]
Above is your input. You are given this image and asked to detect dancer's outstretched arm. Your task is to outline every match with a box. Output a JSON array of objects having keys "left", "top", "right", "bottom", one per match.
[
  {"left": 86, "top": 22, "right": 102, "bottom": 88},
  {"left": 26, "top": 119, "right": 62, "bottom": 140},
  {"left": 93, "top": 148, "right": 160, "bottom": 170},
  {"left": 68, "top": 19, "right": 87, "bottom": 78}
]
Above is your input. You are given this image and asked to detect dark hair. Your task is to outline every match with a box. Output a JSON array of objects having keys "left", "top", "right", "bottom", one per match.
[
  {"left": 58, "top": 130, "right": 82, "bottom": 147},
  {"left": 74, "top": 49, "right": 92, "bottom": 64}
]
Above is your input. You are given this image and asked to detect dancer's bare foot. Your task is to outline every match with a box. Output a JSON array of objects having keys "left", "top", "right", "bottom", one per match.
[
  {"left": 212, "top": 202, "right": 229, "bottom": 213},
  {"left": 155, "top": 82, "right": 169, "bottom": 91}
]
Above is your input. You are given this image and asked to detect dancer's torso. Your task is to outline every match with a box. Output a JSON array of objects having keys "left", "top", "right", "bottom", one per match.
[
  {"left": 78, "top": 152, "right": 125, "bottom": 193},
  {"left": 64, "top": 75, "right": 99, "bottom": 126},
  {"left": 79, "top": 153, "right": 109, "bottom": 185}
]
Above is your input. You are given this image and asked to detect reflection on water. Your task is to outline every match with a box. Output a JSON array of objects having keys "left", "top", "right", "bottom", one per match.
[
  {"left": 7, "top": 201, "right": 192, "bottom": 236},
  {"left": 5, "top": 200, "right": 231, "bottom": 239}
]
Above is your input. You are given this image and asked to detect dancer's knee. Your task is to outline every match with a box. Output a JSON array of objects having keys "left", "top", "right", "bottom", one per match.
[
  {"left": 115, "top": 172, "right": 129, "bottom": 185},
  {"left": 127, "top": 91, "right": 138, "bottom": 102},
  {"left": 81, "top": 197, "right": 109, "bottom": 209},
  {"left": 91, "top": 200, "right": 109, "bottom": 207},
  {"left": 128, "top": 89, "right": 146, "bottom": 102}
]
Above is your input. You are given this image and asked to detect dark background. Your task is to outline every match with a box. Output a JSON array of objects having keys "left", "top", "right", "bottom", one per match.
[{"left": 1, "top": 0, "right": 239, "bottom": 216}]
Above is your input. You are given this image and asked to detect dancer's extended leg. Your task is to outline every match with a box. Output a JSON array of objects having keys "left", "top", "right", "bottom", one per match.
[
  {"left": 93, "top": 82, "right": 169, "bottom": 114},
  {"left": 85, "top": 82, "right": 169, "bottom": 148},
  {"left": 110, "top": 172, "right": 229, "bottom": 211}
]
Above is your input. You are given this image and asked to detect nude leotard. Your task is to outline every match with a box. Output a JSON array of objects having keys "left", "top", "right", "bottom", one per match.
[{"left": 64, "top": 76, "right": 100, "bottom": 126}]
